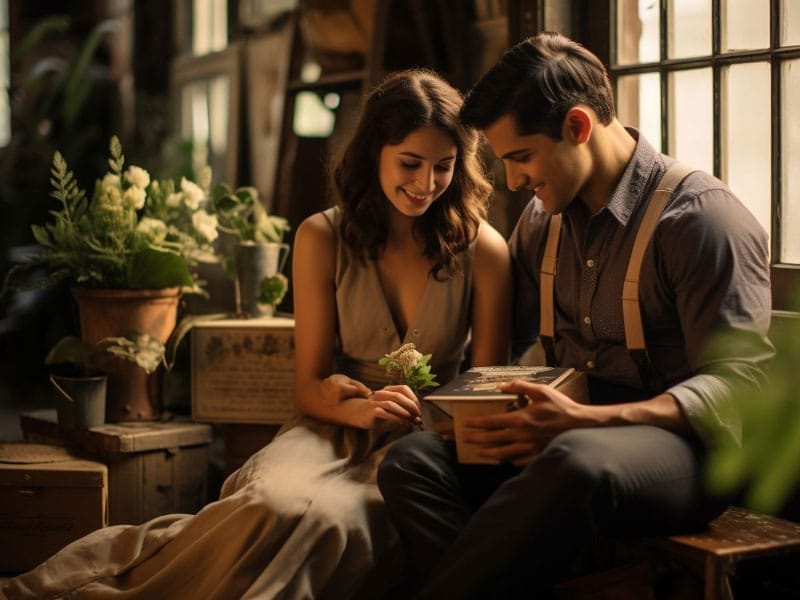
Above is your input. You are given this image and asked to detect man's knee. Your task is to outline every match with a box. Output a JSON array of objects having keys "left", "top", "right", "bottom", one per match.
[
  {"left": 378, "top": 432, "right": 445, "bottom": 492},
  {"left": 531, "top": 429, "right": 619, "bottom": 490}
]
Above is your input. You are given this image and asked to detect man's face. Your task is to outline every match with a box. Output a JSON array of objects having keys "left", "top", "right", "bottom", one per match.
[{"left": 483, "top": 114, "right": 587, "bottom": 215}]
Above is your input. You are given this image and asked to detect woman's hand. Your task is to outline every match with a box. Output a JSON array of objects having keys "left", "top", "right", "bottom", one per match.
[
  {"left": 320, "top": 373, "right": 372, "bottom": 402},
  {"left": 319, "top": 375, "right": 422, "bottom": 429},
  {"left": 361, "top": 384, "right": 422, "bottom": 429}
]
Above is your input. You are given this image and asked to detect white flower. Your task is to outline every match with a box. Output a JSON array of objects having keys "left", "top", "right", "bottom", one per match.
[
  {"left": 192, "top": 210, "right": 219, "bottom": 242},
  {"left": 390, "top": 343, "right": 424, "bottom": 377},
  {"left": 101, "top": 173, "right": 120, "bottom": 194},
  {"left": 123, "top": 186, "right": 147, "bottom": 210},
  {"left": 166, "top": 192, "right": 183, "bottom": 208},
  {"left": 124, "top": 165, "right": 151, "bottom": 189},
  {"left": 180, "top": 177, "right": 205, "bottom": 210},
  {"left": 136, "top": 217, "right": 168, "bottom": 241},
  {"left": 378, "top": 342, "right": 439, "bottom": 392},
  {"left": 102, "top": 185, "right": 123, "bottom": 207}
]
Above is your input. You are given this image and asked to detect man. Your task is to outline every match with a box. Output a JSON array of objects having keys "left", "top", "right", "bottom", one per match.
[{"left": 377, "top": 31, "right": 774, "bottom": 598}]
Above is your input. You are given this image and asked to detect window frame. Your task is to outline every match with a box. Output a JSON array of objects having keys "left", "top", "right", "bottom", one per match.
[
  {"left": 609, "top": 0, "right": 800, "bottom": 311},
  {"left": 169, "top": 41, "right": 242, "bottom": 187}
]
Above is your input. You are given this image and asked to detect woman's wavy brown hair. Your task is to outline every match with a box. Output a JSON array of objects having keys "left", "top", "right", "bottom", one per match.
[{"left": 332, "top": 69, "right": 492, "bottom": 280}]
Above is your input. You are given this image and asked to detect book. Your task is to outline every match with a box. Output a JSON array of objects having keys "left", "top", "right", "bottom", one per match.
[{"left": 422, "top": 365, "right": 588, "bottom": 464}]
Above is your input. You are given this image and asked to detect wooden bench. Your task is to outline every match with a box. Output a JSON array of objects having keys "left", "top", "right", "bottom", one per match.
[
  {"left": 553, "top": 506, "right": 800, "bottom": 599},
  {"left": 639, "top": 506, "right": 800, "bottom": 599}
]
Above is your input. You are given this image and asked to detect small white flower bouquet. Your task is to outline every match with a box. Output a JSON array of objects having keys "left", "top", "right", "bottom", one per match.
[{"left": 378, "top": 342, "right": 439, "bottom": 393}]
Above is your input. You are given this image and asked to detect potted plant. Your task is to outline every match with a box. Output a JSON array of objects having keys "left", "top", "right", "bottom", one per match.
[
  {"left": 3, "top": 135, "right": 221, "bottom": 421},
  {"left": 212, "top": 184, "right": 291, "bottom": 317},
  {"left": 46, "top": 332, "right": 166, "bottom": 428}
]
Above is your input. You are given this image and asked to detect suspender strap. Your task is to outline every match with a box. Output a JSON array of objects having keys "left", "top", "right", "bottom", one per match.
[
  {"left": 623, "top": 161, "right": 695, "bottom": 391},
  {"left": 537, "top": 160, "right": 695, "bottom": 389},
  {"left": 539, "top": 213, "right": 562, "bottom": 366}
]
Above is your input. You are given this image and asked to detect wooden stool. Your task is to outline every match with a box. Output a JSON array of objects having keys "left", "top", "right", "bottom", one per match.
[{"left": 641, "top": 506, "right": 800, "bottom": 599}]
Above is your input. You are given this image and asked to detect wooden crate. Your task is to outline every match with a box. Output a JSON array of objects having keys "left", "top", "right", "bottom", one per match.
[
  {"left": 0, "top": 443, "right": 107, "bottom": 573},
  {"left": 20, "top": 410, "right": 212, "bottom": 525},
  {"left": 191, "top": 316, "right": 295, "bottom": 424}
]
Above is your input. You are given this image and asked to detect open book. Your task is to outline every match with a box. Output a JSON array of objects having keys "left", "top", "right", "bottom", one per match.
[{"left": 422, "top": 365, "right": 588, "bottom": 464}]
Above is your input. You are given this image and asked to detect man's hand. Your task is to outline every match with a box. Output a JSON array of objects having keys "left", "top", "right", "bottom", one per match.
[{"left": 460, "top": 380, "right": 596, "bottom": 465}]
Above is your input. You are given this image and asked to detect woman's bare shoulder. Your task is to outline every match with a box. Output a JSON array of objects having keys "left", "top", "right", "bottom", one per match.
[
  {"left": 475, "top": 220, "right": 510, "bottom": 258},
  {"left": 296, "top": 211, "right": 335, "bottom": 250}
]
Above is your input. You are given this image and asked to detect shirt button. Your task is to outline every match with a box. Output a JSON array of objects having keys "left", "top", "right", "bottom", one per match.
[
  {"left": 586, "top": 360, "right": 596, "bottom": 369},
  {"left": 586, "top": 259, "right": 595, "bottom": 268},
  {"left": 412, "top": 329, "right": 420, "bottom": 337},
  {"left": 382, "top": 327, "right": 389, "bottom": 334},
  {"left": 583, "top": 316, "right": 591, "bottom": 325}
]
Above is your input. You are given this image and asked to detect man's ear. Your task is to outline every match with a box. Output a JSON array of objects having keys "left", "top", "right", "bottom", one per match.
[{"left": 563, "top": 107, "right": 592, "bottom": 144}]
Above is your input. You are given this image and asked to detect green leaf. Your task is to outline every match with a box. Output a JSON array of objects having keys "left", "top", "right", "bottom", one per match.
[
  {"left": 62, "top": 19, "right": 120, "bottom": 127},
  {"left": 126, "top": 247, "right": 194, "bottom": 289},
  {"left": 12, "top": 15, "right": 70, "bottom": 65},
  {"left": 258, "top": 273, "right": 288, "bottom": 305}
]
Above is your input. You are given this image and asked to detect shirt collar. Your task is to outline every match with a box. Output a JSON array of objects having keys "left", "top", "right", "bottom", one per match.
[{"left": 601, "top": 128, "right": 663, "bottom": 226}]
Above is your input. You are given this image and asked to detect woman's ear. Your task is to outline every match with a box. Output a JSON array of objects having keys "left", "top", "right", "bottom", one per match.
[{"left": 562, "top": 107, "right": 593, "bottom": 144}]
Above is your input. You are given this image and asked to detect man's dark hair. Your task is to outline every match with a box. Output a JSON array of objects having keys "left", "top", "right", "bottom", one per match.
[{"left": 460, "top": 31, "right": 615, "bottom": 139}]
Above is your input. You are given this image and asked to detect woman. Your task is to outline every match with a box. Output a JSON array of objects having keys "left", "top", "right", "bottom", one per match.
[{"left": 3, "top": 69, "right": 511, "bottom": 600}]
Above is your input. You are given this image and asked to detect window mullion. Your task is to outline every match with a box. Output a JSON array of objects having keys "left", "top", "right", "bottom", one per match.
[
  {"left": 770, "top": 0, "right": 781, "bottom": 264},
  {"left": 712, "top": 0, "right": 721, "bottom": 178}
]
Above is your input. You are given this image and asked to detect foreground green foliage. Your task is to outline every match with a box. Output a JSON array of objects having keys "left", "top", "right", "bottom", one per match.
[{"left": 704, "top": 312, "right": 800, "bottom": 513}]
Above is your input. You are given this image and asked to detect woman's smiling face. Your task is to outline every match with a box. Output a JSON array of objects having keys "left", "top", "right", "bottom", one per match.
[{"left": 378, "top": 125, "right": 457, "bottom": 218}]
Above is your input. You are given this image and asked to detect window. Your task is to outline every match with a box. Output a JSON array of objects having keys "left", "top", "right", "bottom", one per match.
[
  {"left": 612, "top": 0, "right": 800, "bottom": 310},
  {"left": 171, "top": 44, "right": 240, "bottom": 185},
  {"left": 171, "top": 0, "right": 237, "bottom": 184}
]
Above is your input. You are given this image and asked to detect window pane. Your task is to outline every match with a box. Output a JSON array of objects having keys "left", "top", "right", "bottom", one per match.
[
  {"left": 616, "top": 0, "right": 660, "bottom": 65},
  {"left": 293, "top": 91, "right": 336, "bottom": 138},
  {"left": 782, "top": 0, "right": 800, "bottom": 46},
  {"left": 193, "top": 0, "right": 228, "bottom": 55},
  {"left": 669, "top": 68, "right": 713, "bottom": 172},
  {"left": 616, "top": 73, "right": 662, "bottom": 152},
  {"left": 185, "top": 81, "right": 210, "bottom": 169},
  {"left": 723, "top": 0, "right": 769, "bottom": 51},
  {"left": 722, "top": 63, "right": 771, "bottom": 240},
  {"left": 208, "top": 75, "right": 230, "bottom": 156},
  {"left": 781, "top": 59, "right": 800, "bottom": 263},
  {"left": 180, "top": 76, "right": 230, "bottom": 181},
  {"left": 668, "top": 0, "right": 711, "bottom": 59}
]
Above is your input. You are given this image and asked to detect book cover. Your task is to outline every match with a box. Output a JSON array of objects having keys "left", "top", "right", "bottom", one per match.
[
  {"left": 426, "top": 365, "right": 575, "bottom": 403},
  {"left": 422, "top": 365, "right": 586, "bottom": 464}
]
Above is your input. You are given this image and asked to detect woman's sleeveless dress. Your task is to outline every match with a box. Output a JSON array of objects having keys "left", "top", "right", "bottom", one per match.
[{"left": 3, "top": 207, "right": 475, "bottom": 600}]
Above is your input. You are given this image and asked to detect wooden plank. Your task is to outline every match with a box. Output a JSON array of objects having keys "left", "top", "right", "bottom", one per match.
[
  {"left": 21, "top": 410, "right": 212, "bottom": 454},
  {"left": 660, "top": 506, "right": 800, "bottom": 559}
]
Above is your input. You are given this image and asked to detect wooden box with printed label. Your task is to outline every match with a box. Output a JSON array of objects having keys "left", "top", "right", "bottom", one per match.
[
  {"left": 191, "top": 316, "right": 295, "bottom": 424},
  {"left": 0, "top": 443, "right": 108, "bottom": 573},
  {"left": 20, "top": 411, "right": 212, "bottom": 526}
]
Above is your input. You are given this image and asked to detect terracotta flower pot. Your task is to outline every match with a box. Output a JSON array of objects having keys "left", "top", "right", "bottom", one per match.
[{"left": 71, "top": 287, "right": 181, "bottom": 421}]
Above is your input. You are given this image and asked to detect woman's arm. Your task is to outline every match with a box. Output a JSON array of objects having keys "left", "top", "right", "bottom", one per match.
[
  {"left": 469, "top": 221, "right": 513, "bottom": 367},
  {"left": 292, "top": 214, "right": 421, "bottom": 429}
]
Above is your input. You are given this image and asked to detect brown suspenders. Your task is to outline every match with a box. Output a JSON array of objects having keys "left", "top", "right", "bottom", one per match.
[{"left": 538, "top": 161, "right": 695, "bottom": 391}]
